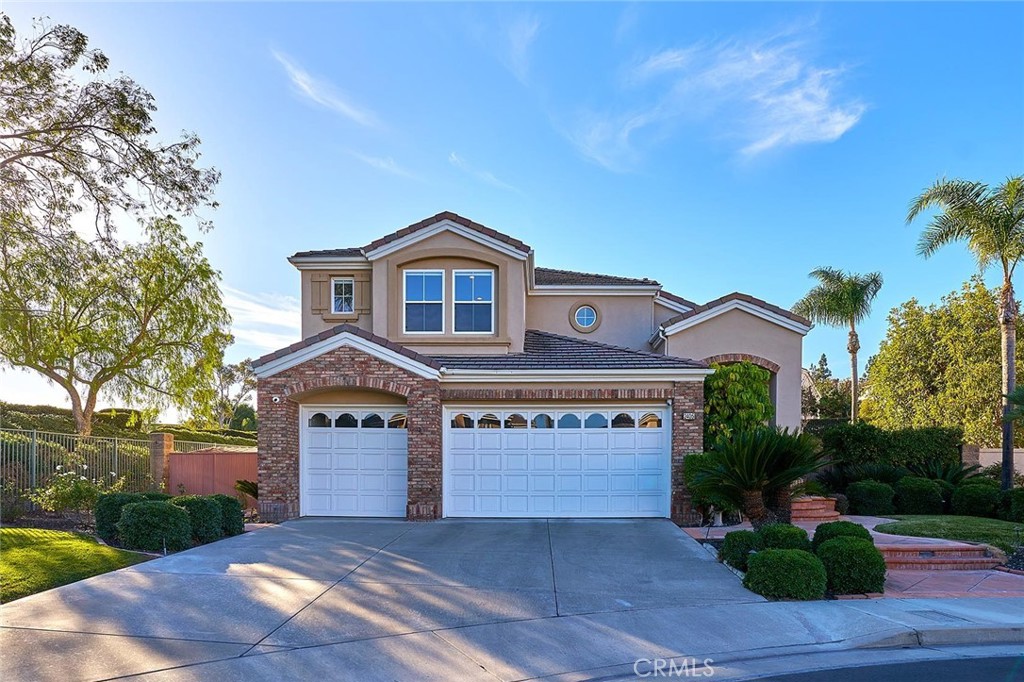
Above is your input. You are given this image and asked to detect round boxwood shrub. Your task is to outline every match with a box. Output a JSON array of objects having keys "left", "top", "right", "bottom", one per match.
[
  {"left": 743, "top": 549, "right": 826, "bottom": 601},
  {"left": 846, "top": 480, "right": 895, "bottom": 516},
  {"left": 95, "top": 492, "right": 144, "bottom": 543},
  {"left": 758, "top": 524, "right": 811, "bottom": 552},
  {"left": 117, "top": 501, "right": 192, "bottom": 552},
  {"left": 209, "top": 494, "right": 245, "bottom": 537},
  {"left": 895, "top": 476, "right": 943, "bottom": 515},
  {"left": 171, "top": 495, "right": 224, "bottom": 544},
  {"left": 720, "top": 530, "right": 763, "bottom": 572},
  {"left": 816, "top": 536, "right": 887, "bottom": 595},
  {"left": 140, "top": 492, "right": 172, "bottom": 502},
  {"left": 960, "top": 477, "right": 1001, "bottom": 490},
  {"left": 810, "top": 520, "right": 873, "bottom": 552},
  {"left": 951, "top": 484, "right": 999, "bottom": 518}
]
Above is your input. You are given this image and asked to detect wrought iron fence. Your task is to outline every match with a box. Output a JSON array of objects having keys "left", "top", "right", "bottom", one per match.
[
  {"left": 172, "top": 439, "right": 257, "bottom": 454},
  {"left": 0, "top": 428, "right": 153, "bottom": 500}
]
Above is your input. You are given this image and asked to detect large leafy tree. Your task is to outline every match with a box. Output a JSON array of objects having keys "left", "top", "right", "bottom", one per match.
[
  {"left": 0, "top": 218, "right": 232, "bottom": 434},
  {"left": 213, "top": 360, "right": 256, "bottom": 429},
  {"left": 863, "top": 278, "right": 1022, "bottom": 447},
  {"left": 0, "top": 15, "right": 219, "bottom": 251},
  {"left": 908, "top": 176, "right": 1024, "bottom": 490},
  {"left": 802, "top": 354, "right": 852, "bottom": 421},
  {"left": 793, "top": 268, "right": 884, "bottom": 423}
]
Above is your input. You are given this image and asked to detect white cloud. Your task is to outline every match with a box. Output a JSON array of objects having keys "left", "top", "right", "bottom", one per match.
[
  {"left": 272, "top": 50, "right": 380, "bottom": 128},
  {"left": 503, "top": 14, "right": 541, "bottom": 84},
  {"left": 349, "top": 151, "right": 419, "bottom": 180},
  {"left": 448, "top": 152, "right": 523, "bottom": 195},
  {"left": 222, "top": 286, "right": 301, "bottom": 354},
  {"left": 567, "top": 25, "right": 865, "bottom": 170}
]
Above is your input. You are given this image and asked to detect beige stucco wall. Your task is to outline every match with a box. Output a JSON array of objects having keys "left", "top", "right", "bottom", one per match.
[
  {"left": 663, "top": 308, "right": 805, "bottom": 430},
  {"left": 300, "top": 269, "right": 373, "bottom": 338},
  {"left": 526, "top": 294, "right": 658, "bottom": 349}
]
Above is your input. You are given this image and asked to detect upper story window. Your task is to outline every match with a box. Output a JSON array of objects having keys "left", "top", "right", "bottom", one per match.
[
  {"left": 404, "top": 270, "right": 444, "bottom": 333},
  {"left": 454, "top": 270, "right": 494, "bottom": 333},
  {"left": 331, "top": 277, "right": 354, "bottom": 314}
]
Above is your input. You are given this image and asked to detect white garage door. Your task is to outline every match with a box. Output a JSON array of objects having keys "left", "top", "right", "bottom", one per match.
[
  {"left": 444, "top": 406, "right": 671, "bottom": 518},
  {"left": 300, "top": 406, "right": 408, "bottom": 517}
]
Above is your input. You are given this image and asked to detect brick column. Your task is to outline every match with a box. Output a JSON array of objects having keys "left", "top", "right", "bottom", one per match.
[
  {"left": 670, "top": 380, "right": 705, "bottom": 525},
  {"left": 406, "top": 383, "right": 443, "bottom": 520},
  {"left": 149, "top": 432, "right": 174, "bottom": 491},
  {"left": 256, "top": 382, "right": 300, "bottom": 522}
]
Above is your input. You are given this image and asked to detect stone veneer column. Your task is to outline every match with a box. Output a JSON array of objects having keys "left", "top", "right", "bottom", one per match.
[
  {"left": 256, "top": 384, "right": 300, "bottom": 522},
  {"left": 148, "top": 432, "right": 174, "bottom": 491},
  {"left": 670, "top": 380, "right": 705, "bottom": 525}
]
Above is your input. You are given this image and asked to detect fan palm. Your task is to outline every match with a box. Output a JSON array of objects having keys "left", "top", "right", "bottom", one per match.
[
  {"left": 908, "top": 176, "right": 1024, "bottom": 490},
  {"left": 793, "top": 268, "right": 883, "bottom": 423}
]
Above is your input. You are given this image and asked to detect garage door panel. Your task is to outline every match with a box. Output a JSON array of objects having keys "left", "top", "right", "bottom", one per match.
[
  {"left": 333, "top": 473, "right": 358, "bottom": 490},
  {"left": 532, "top": 474, "right": 556, "bottom": 491},
  {"left": 558, "top": 454, "right": 581, "bottom": 471},
  {"left": 450, "top": 433, "right": 475, "bottom": 450},
  {"left": 505, "top": 453, "right": 528, "bottom": 470},
  {"left": 479, "top": 474, "right": 501, "bottom": 491},
  {"left": 505, "top": 474, "right": 529, "bottom": 491},
  {"left": 479, "top": 433, "right": 501, "bottom": 449},
  {"left": 479, "top": 453, "right": 502, "bottom": 470},
  {"left": 558, "top": 433, "right": 583, "bottom": 449},
  {"left": 308, "top": 432, "right": 333, "bottom": 448},
  {"left": 584, "top": 433, "right": 608, "bottom": 449},
  {"left": 530, "top": 453, "right": 555, "bottom": 470},
  {"left": 584, "top": 453, "right": 608, "bottom": 470},
  {"left": 333, "top": 432, "right": 359, "bottom": 449},
  {"left": 638, "top": 432, "right": 663, "bottom": 449},
  {"left": 332, "top": 453, "right": 358, "bottom": 469},
  {"left": 504, "top": 433, "right": 529, "bottom": 449},
  {"left": 451, "top": 474, "right": 475, "bottom": 491},
  {"left": 558, "top": 474, "right": 582, "bottom": 491},
  {"left": 530, "top": 433, "right": 556, "bottom": 450},
  {"left": 611, "top": 432, "right": 637, "bottom": 449},
  {"left": 308, "top": 453, "right": 332, "bottom": 469}
]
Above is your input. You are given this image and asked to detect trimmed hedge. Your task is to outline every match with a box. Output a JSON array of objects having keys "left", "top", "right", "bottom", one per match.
[
  {"left": 811, "top": 520, "right": 873, "bottom": 552},
  {"left": 960, "top": 477, "right": 1001, "bottom": 490},
  {"left": 895, "top": 476, "right": 943, "bottom": 515},
  {"left": 95, "top": 492, "right": 144, "bottom": 542},
  {"left": 820, "top": 422, "right": 961, "bottom": 469},
  {"left": 117, "top": 501, "right": 192, "bottom": 552},
  {"left": 140, "top": 492, "right": 172, "bottom": 502},
  {"left": 952, "top": 484, "right": 999, "bottom": 518},
  {"left": 816, "top": 537, "right": 887, "bottom": 595},
  {"left": 829, "top": 493, "right": 849, "bottom": 515},
  {"left": 171, "top": 495, "right": 224, "bottom": 544},
  {"left": 720, "top": 530, "right": 763, "bottom": 572},
  {"left": 743, "top": 549, "right": 827, "bottom": 600},
  {"left": 936, "top": 479, "right": 956, "bottom": 513},
  {"left": 846, "top": 480, "right": 895, "bottom": 516},
  {"left": 1005, "top": 488, "right": 1024, "bottom": 523},
  {"left": 758, "top": 524, "right": 811, "bottom": 552},
  {"left": 210, "top": 494, "right": 245, "bottom": 537}
]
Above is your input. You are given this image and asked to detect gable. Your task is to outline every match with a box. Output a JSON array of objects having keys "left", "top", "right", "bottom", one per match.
[{"left": 364, "top": 216, "right": 531, "bottom": 261}]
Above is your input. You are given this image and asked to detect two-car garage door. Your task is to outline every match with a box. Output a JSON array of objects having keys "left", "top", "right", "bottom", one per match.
[{"left": 299, "top": 404, "right": 671, "bottom": 518}]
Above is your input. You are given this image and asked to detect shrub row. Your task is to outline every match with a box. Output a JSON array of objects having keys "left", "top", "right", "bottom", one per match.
[
  {"left": 819, "top": 422, "right": 962, "bottom": 469},
  {"left": 843, "top": 476, "right": 1023, "bottom": 520},
  {"left": 96, "top": 491, "right": 244, "bottom": 551}
]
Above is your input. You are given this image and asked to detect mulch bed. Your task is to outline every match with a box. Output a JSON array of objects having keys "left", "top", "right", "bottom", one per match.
[{"left": 4, "top": 511, "right": 93, "bottom": 533}]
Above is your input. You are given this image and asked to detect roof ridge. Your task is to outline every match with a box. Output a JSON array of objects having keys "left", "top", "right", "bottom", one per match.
[
  {"left": 252, "top": 323, "right": 442, "bottom": 370},
  {"left": 525, "top": 329, "right": 703, "bottom": 364},
  {"left": 534, "top": 265, "right": 659, "bottom": 285},
  {"left": 661, "top": 291, "right": 812, "bottom": 329}
]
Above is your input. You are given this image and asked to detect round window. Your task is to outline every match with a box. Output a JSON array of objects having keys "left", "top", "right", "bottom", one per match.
[{"left": 574, "top": 305, "right": 597, "bottom": 328}]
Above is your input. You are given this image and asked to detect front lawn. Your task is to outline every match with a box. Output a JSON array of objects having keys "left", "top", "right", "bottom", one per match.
[
  {"left": 875, "top": 515, "right": 1023, "bottom": 554},
  {"left": 0, "top": 528, "right": 149, "bottom": 602}
]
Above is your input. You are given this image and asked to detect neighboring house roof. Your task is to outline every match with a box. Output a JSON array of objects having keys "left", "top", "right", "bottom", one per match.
[
  {"left": 661, "top": 292, "right": 813, "bottom": 336},
  {"left": 656, "top": 289, "right": 698, "bottom": 310},
  {"left": 252, "top": 323, "right": 442, "bottom": 372},
  {"left": 290, "top": 247, "right": 365, "bottom": 259},
  {"left": 430, "top": 330, "right": 707, "bottom": 370},
  {"left": 533, "top": 267, "right": 659, "bottom": 287}
]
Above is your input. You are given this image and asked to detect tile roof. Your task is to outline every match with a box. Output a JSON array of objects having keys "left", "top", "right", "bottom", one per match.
[
  {"left": 430, "top": 330, "right": 707, "bottom": 371},
  {"left": 290, "top": 247, "right": 365, "bottom": 259},
  {"left": 251, "top": 324, "right": 442, "bottom": 370},
  {"left": 661, "top": 292, "right": 812, "bottom": 329},
  {"left": 534, "top": 267, "right": 659, "bottom": 287},
  {"left": 656, "top": 289, "right": 699, "bottom": 309}
]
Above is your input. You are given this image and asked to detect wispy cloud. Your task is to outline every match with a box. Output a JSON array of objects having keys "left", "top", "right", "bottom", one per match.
[
  {"left": 272, "top": 50, "right": 380, "bottom": 128},
  {"left": 567, "top": 25, "right": 865, "bottom": 170},
  {"left": 222, "top": 286, "right": 301, "bottom": 353},
  {"left": 349, "top": 151, "right": 419, "bottom": 180},
  {"left": 496, "top": 13, "right": 541, "bottom": 84},
  {"left": 448, "top": 152, "right": 523, "bottom": 195}
]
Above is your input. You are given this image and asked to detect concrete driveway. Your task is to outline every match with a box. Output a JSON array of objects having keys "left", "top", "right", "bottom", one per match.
[{"left": 0, "top": 518, "right": 759, "bottom": 681}]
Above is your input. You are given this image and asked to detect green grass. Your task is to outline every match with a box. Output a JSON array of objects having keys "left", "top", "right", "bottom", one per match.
[
  {"left": 0, "top": 528, "right": 149, "bottom": 602},
  {"left": 875, "top": 515, "right": 1024, "bottom": 554}
]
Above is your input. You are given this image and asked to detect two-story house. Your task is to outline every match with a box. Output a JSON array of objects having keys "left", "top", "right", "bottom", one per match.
[{"left": 254, "top": 212, "right": 811, "bottom": 522}]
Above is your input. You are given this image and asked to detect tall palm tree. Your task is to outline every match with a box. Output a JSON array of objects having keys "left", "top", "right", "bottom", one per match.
[
  {"left": 793, "top": 268, "right": 883, "bottom": 423},
  {"left": 908, "top": 176, "right": 1024, "bottom": 491}
]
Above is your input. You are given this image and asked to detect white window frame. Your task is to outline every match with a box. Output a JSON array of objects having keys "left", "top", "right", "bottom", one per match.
[
  {"left": 330, "top": 277, "right": 355, "bottom": 315},
  {"left": 403, "top": 269, "right": 445, "bottom": 334},
  {"left": 452, "top": 269, "right": 495, "bottom": 335},
  {"left": 574, "top": 305, "right": 597, "bottom": 328}
]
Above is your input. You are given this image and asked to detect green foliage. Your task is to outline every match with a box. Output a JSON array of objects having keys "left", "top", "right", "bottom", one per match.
[
  {"left": 684, "top": 453, "right": 736, "bottom": 514},
  {"left": 951, "top": 484, "right": 999, "bottom": 518},
  {"left": 793, "top": 268, "right": 884, "bottom": 330},
  {"left": 155, "top": 427, "right": 256, "bottom": 446},
  {"left": 720, "top": 530, "right": 763, "bottom": 571},
  {"left": 1002, "top": 488, "right": 1024, "bottom": 522},
  {"left": 234, "top": 479, "right": 259, "bottom": 501},
  {"left": 960, "top": 477, "right": 1001, "bottom": 490},
  {"left": 757, "top": 524, "right": 811, "bottom": 552},
  {"left": 743, "top": 549, "right": 826, "bottom": 601},
  {"left": 816, "top": 537, "right": 887, "bottom": 595},
  {"left": 895, "top": 476, "right": 944, "bottom": 515},
  {"left": 910, "top": 460, "right": 982, "bottom": 485},
  {"left": 820, "top": 422, "right": 962, "bottom": 469},
  {"left": 117, "top": 501, "right": 192, "bottom": 552},
  {"left": 0, "top": 481, "right": 28, "bottom": 523},
  {"left": 802, "top": 355, "right": 852, "bottom": 421},
  {"left": 229, "top": 404, "right": 258, "bottom": 432},
  {"left": 704, "top": 362, "right": 775, "bottom": 441},
  {"left": 170, "top": 495, "right": 223, "bottom": 544},
  {"left": 140, "top": 492, "right": 172, "bottom": 502},
  {"left": 209, "top": 494, "right": 244, "bottom": 536},
  {"left": 31, "top": 464, "right": 117, "bottom": 513},
  {"left": 829, "top": 493, "right": 849, "bottom": 515},
  {"left": 95, "top": 492, "right": 144, "bottom": 542},
  {"left": 810, "top": 521, "right": 873, "bottom": 552},
  {"left": 980, "top": 463, "right": 1024, "bottom": 487},
  {"left": 846, "top": 480, "right": 895, "bottom": 516},
  {"left": 936, "top": 479, "right": 956, "bottom": 512},
  {"left": 876, "top": 515, "right": 1022, "bottom": 554},
  {"left": 813, "top": 462, "right": 908, "bottom": 495}
]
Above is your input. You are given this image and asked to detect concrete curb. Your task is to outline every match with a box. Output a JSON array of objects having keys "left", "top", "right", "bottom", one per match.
[{"left": 865, "top": 625, "right": 1024, "bottom": 648}]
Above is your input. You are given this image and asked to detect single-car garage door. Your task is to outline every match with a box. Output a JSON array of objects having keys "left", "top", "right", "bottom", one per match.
[
  {"left": 443, "top": 406, "right": 671, "bottom": 518},
  {"left": 300, "top": 406, "right": 408, "bottom": 517}
]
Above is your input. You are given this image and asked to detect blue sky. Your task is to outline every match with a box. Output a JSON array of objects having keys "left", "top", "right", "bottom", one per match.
[{"left": 2, "top": 2, "right": 1023, "bottom": 409}]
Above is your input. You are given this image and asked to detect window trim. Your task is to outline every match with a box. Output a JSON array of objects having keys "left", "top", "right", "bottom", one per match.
[
  {"left": 452, "top": 269, "right": 495, "bottom": 335},
  {"left": 569, "top": 302, "right": 602, "bottom": 333},
  {"left": 330, "top": 277, "right": 356, "bottom": 316},
  {"left": 403, "top": 269, "right": 445, "bottom": 334}
]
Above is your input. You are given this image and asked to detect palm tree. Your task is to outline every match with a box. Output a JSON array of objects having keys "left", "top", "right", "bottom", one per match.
[
  {"left": 908, "top": 176, "right": 1024, "bottom": 491},
  {"left": 793, "top": 268, "right": 883, "bottom": 423}
]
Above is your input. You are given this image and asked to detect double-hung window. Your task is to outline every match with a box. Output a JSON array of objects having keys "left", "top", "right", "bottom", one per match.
[
  {"left": 404, "top": 270, "right": 444, "bottom": 333},
  {"left": 454, "top": 270, "right": 494, "bottom": 333},
  {"left": 331, "top": 277, "right": 354, "bottom": 314}
]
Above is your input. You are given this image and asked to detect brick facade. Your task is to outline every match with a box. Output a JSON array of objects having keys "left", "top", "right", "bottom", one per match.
[
  {"left": 702, "top": 353, "right": 780, "bottom": 374},
  {"left": 258, "top": 346, "right": 705, "bottom": 523}
]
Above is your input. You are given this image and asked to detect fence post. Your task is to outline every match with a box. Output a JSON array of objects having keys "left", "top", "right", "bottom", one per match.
[
  {"left": 113, "top": 437, "right": 119, "bottom": 475},
  {"left": 30, "top": 429, "right": 37, "bottom": 491},
  {"left": 149, "top": 433, "right": 174, "bottom": 492}
]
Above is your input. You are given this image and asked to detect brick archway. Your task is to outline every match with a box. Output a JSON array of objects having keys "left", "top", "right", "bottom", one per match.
[
  {"left": 702, "top": 353, "right": 780, "bottom": 374},
  {"left": 282, "top": 374, "right": 416, "bottom": 399}
]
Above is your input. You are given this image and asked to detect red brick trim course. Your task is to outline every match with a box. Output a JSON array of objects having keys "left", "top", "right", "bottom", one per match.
[{"left": 703, "top": 353, "right": 780, "bottom": 374}]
